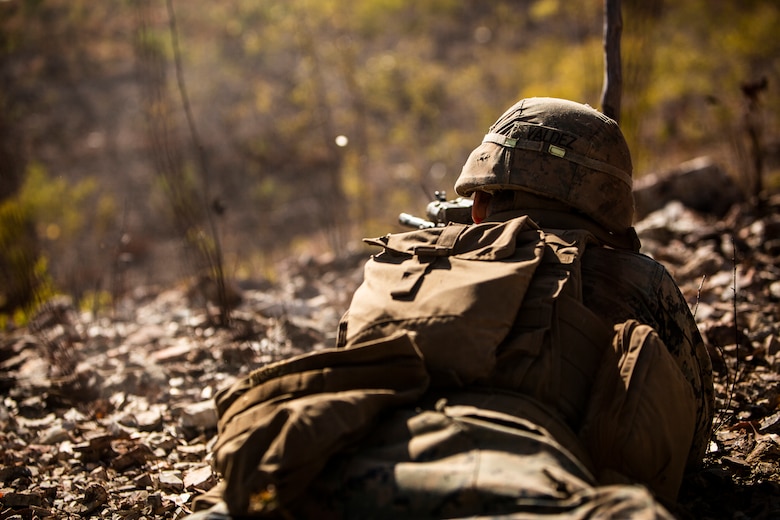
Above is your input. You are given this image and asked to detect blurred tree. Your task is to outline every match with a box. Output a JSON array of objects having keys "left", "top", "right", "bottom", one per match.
[
  {"left": 600, "top": 0, "right": 623, "bottom": 122},
  {"left": 0, "top": 110, "right": 23, "bottom": 202},
  {"left": 0, "top": 1, "right": 39, "bottom": 320}
]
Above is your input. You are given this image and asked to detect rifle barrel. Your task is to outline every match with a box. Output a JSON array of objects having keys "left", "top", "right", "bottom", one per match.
[{"left": 398, "top": 213, "right": 436, "bottom": 229}]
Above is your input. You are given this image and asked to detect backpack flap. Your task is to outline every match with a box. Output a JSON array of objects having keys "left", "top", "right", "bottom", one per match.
[
  {"left": 345, "top": 216, "right": 545, "bottom": 386},
  {"left": 209, "top": 331, "right": 430, "bottom": 516}
]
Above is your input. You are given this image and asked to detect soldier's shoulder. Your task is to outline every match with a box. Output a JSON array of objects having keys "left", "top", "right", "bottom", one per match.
[{"left": 584, "top": 244, "right": 667, "bottom": 273}]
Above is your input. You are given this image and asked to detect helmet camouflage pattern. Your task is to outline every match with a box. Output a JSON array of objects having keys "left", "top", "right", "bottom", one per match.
[{"left": 455, "top": 97, "right": 634, "bottom": 234}]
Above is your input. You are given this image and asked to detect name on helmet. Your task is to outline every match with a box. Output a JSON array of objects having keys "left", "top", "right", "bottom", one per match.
[{"left": 524, "top": 126, "right": 578, "bottom": 148}]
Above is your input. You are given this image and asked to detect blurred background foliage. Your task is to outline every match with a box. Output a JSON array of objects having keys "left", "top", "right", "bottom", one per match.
[{"left": 0, "top": 0, "right": 778, "bottom": 322}]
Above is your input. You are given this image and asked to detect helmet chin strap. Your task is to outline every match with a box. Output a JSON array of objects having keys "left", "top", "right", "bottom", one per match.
[{"left": 482, "top": 132, "right": 633, "bottom": 188}]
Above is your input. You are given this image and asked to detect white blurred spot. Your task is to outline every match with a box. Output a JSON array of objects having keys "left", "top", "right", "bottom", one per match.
[
  {"left": 394, "top": 163, "right": 415, "bottom": 180},
  {"left": 429, "top": 162, "right": 447, "bottom": 180},
  {"left": 474, "top": 26, "right": 492, "bottom": 44},
  {"left": 335, "top": 135, "right": 349, "bottom": 147},
  {"left": 87, "top": 131, "right": 105, "bottom": 149}
]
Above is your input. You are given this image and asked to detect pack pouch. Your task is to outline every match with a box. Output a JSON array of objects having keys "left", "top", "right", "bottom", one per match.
[
  {"left": 197, "top": 331, "right": 430, "bottom": 516},
  {"left": 341, "top": 215, "right": 545, "bottom": 385},
  {"left": 579, "top": 319, "right": 697, "bottom": 502}
]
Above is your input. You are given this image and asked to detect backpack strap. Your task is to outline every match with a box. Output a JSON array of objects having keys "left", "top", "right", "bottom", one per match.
[
  {"left": 485, "top": 228, "right": 613, "bottom": 430},
  {"left": 389, "top": 224, "right": 466, "bottom": 298}
]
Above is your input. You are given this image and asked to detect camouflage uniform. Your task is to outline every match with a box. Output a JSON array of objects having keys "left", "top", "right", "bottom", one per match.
[
  {"left": 579, "top": 235, "right": 714, "bottom": 469},
  {"left": 298, "top": 394, "right": 678, "bottom": 519}
]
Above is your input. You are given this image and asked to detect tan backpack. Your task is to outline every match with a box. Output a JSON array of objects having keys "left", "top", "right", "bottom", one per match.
[
  {"left": 340, "top": 215, "right": 698, "bottom": 500},
  {"left": 196, "top": 215, "right": 698, "bottom": 514}
]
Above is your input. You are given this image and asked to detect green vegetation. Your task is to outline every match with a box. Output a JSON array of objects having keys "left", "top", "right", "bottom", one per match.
[
  {"left": 0, "top": 161, "right": 121, "bottom": 326},
  {"left": 0, "top": 0, "right": 777, "bottom": 321}
]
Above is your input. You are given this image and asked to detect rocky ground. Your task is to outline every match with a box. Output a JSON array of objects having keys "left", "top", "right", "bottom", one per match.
[{"left": 1, "top": 196, "right": 779, "bottom": 519}]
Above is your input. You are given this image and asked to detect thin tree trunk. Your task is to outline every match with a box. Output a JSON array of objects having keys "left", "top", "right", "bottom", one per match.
[{"left": 601, "top": 0, "right": 623, "bottom": 123}]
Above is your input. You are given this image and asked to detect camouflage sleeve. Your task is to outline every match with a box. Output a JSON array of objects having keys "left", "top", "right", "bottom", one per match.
[
  {"left": 651, "top": 266, "right": 715, "bottom": 468},
  {"left": 581, "top": 249, "right": 715, "bottom": 469}
]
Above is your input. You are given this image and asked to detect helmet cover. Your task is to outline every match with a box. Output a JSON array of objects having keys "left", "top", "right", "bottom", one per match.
[{"left": 455, "top": 97, "right": 634, "bottom": 233}]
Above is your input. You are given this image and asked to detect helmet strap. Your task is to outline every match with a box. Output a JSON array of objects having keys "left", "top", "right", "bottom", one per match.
[{"left": 482, "top": 132, "right": 633, "bottom": 188}]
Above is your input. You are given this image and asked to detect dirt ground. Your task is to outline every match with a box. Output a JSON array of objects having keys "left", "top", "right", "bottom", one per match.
[{"left": 1, "top": 197, "right": 779, "bottom": 519}]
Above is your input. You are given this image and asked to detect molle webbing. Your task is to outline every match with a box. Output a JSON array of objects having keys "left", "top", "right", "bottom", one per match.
[
  {"left": 486, "top": 229, "right": 613, "bottom": 431},
  {"left": 556, "top": 294, "right": 613, "bottom": 428}
]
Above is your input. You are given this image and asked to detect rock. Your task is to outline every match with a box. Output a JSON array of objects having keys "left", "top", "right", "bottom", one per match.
[
  {"left": 148, "top": 492, "right": 176, "bottom": 515},
  {"left": 134, "top": 472, "right": 154, "bottom": 489},
  {"left": 73, "top": 435, "right": 117, "bottom": 463},
  {"left": 81, "top": 482, "right": 109, "bottom": 513},
  {"left": 152, "top": 338, "right": 196, "bottom": 363},
  {"left": 0, "top": 490, "right": 45, "bottom": 507},
  {"left": 770, "top": 281, "right": 780, "bottom": 301},
  {"left": 38, "top": 425, "right": 72, "bottom": 445},
  {"left": 178, "top": 400, "right": 218, "bottom": 430},
  {"left": 635, "top": 201, "right": 709, "bottom": 244},
  {"left": 183, "top": 465, "right": 216, "bottom": 491},
  {"left": 634, "top": 156, "right": 743, "bottom": 219},
  {"left": 112, "top": 444, "right": 156, "bottom": 471},
  {"left": 157, "top": 471, "right": 184, "bottom": 492},
  {"left": 89, "top": 466, "right": 108, "bottom": 481},
  {"left": 676, "top": 244, "right": 726, "bottom": 280},
  {"left": 135, "top": 409, "right": 164, "bottom": 432}
]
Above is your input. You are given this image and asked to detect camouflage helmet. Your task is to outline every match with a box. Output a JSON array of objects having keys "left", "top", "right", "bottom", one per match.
[{"left": 455, "top": 97, "right": 634, "bottom": 234}]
